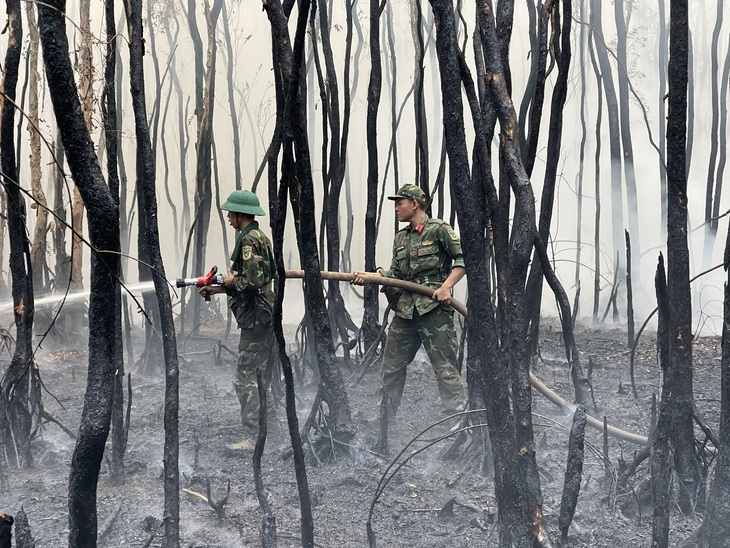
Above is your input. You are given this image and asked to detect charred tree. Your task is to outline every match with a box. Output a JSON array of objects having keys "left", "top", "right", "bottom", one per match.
[
  {"left": 38, "top": 1, "right": 121, "bottom": 545},
  {"left": 103, "top": 0, "right": 127, "bottom": 485},
  {"left": 574, "top": 0, "right": 588, "bottom": 287},
  {"left": 651, "top": 254, "right": 671, "bottom": 547},
  {"left": 524, "top": 0, "right": 571, "bottom": 360},
  {"left": 1, "top": 0, "right": 35, "bottom": 468},
  {"left": 521, "top": 0, "right": 553, "bottom": 177},
  {"left": 410, "top": 0, "right": 429, "bottom": 191},
  {"left": 590, "top": 0, "right": 623, "bottom": 258},
  {"left": 701, "top": 216, "right": 730, "bottom": 544},
  {"left": 220, "top": 2, "right": 241, "bottom": 190},
  {"left": 263, "top": 0, "right": 316, "bottom": 544},
  {"left": 658, "top": 0, "right": 668, "bottom": 240},
  {"left": 665, "top": 0, "right": 700, "bottom": 513},
  {"left": 311, "top": 0, "right": 357, "bottom": 360},
  {"left": 125, "top": 0, "right": 184, "bottom": 544},
  {"left": 26, "top": 0, "right": 48, "bottom": 298},
  {"left": 613, "top": 0, "right": 639, "bottom": 270},
  {"left": 442, "top": 0, "right": 542, "bottom": 544},
  {"left": 361, "top": 0, "right": 383, "bottom": 351},
  {"left": 189, "top": 0, "right": 222, "bottom": 335},
  {"left": 588, "top": 29, "right": 603, "bottom": 323},
  {"left": 266, "top": 0, "right": 352, "bottom": 444},
  {"left": 701, "top": 0, "right": 724, "bottom": 268},
  {"left": 559, "top": 405, "right": 586, "bottom": 544}
]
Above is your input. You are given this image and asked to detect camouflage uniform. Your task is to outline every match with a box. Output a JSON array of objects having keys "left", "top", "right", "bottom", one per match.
[
  {"left": 379, "top": 213, "right": 467, "bottom": 415},
  {"left": 227, "top": 220, "right": 278, "bottom": 432}
]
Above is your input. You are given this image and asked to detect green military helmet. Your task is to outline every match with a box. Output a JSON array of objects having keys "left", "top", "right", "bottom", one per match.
[{"left": 220, "top": 190, "right": 266, "bottom": 216}]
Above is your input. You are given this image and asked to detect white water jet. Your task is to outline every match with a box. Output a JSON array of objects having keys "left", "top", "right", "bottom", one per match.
[{"left": 0, "top": 280, "right": 168, "bottom": 317}]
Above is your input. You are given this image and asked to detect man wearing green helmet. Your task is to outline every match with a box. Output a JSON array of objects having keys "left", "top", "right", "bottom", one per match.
[{"left": 197, "top": 189, "right": 279, "bottom": 450}]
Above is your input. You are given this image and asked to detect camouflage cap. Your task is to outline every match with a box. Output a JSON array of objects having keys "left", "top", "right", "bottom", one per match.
[{"left": 387, "top": 184, "right": 427, "bottom": 206}]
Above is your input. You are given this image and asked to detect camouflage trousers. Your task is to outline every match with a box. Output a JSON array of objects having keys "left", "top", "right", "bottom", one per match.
[
  {"left": 235, "top": 324, "right": 279, "bottom": 434},
  {"left": 379, "top": 306, "right": 466, "bottom": 415}
]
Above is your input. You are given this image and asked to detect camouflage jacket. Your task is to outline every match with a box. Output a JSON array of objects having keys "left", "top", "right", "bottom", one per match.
[
  {"left": 227, "top": 221, "right": 276, "bottom": 329},
  {"left": 380, "top": 215, "right": 465, "bottom": 319}
]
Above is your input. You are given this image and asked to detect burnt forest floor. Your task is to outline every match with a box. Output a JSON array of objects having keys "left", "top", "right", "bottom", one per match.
[{"left": 0, "top": 313, "right": 722, "bottom": 547}]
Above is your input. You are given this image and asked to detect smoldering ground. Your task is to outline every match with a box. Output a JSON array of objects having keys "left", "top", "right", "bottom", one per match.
[{"left": 0, "top": 307, "right": 718, "bottom": 547}]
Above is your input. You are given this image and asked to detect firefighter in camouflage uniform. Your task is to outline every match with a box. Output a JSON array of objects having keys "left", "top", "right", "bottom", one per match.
[
  {"left": 353, "top": 184, "right": 467, "bottom": 417},
  {"left": 197, "top": 189, "right": 279, "bottom": 450}
]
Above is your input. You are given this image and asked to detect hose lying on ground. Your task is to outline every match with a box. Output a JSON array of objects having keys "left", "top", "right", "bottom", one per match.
[{"left": 285, "top": 270, "right": 650, "bottom": 447}]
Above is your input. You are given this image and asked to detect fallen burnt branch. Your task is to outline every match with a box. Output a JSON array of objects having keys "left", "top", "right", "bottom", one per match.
[
  {"left": 181, "top": 479, "right": 230, "bottom": 521},
  {"left": 13, "top": 507, "right": 34, "bottom": 548},
  {"left": 559, "top": 405, "right": 586, "bottom": 544},
  {"left": 286, "top": 270, "right": 650, "bottom": 447},
  {"left": 206, "top": 479, "right": 230, "bottom": 520}
]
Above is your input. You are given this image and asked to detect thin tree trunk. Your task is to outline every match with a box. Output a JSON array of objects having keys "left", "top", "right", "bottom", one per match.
[
  {"left": 701, "top": 220, "right": 730, "bottom": 544},
  {"left": 658, "top": 0, "right": 668, "bottom": 240},
  {"left": 1, "top": 0, "right": 34, "bottom": 469},
  {"left": 125, "top": 0, "right": 182, "bottom": 544},
  {"left": 521, "top": 0, "right": 554, "bottom": 177},
  {"left": 410, "top": 0, "right": 429, "bottom": 190},
  {"left": 575, "top": 0, "right": 588, "bottom": 287},
  {"left": 613, "top": 0, "right": 639, "bottom": 270},
  {"left": 590, "top": 0, "right": 623, "bottom": 257},
  {"left": 362, "top": 0, "right": 383, "bottom": 350},
  {"left": 701, "top": 0, "right": 724, "bottom": 268},
  {"left": 38, "top": 2, "right": 121, "bottom": 544},
  {"left": 263, "top": 1, "right": 316, "bottom": 544},
  {"left": 651, "top": 254, "right": 671, "bottom": 547},
  {"left": 221, "top": 2, "right": 242, "bottom": 190},
  {"left": 26, "top": 0, "right": 47, "bottom": 295},
  {"left": 103, "top": 0, "right": 127, "bottom": 486},
  {"left": 588, "top": 30, "right": 603, "bottom": 323},
  {"left": 524, "top": 0, "right": 571, "bottom": 359}
]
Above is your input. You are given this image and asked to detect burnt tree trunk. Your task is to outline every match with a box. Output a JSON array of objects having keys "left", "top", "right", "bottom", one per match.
[
  {"left": 38, "top": 2, "right": 121, "bottom": 545},
  {"left": 521, "top": 0, "right": 553, "bottom": 178},
  {"left": 125, "top": 0, "right": 183, "bottom": 544},
  {"left": 524, "top": 0, "right": 571, "bottom": 359},
  {"left": 590, "top": 0, "right": 623, "bottom": 258},
  {"left": 188, "top": 0, "right": 217, "bottom": 334},
  {"left": 701, "top": 0, "right": 724, "bottom": 268},
  {"left": 701, "top": 221, "right": 730, "bottom": 544},
  {"left": 264, "top": 3, "right": 316, "bottom": 545},
  {"left": 410, "top": 0, "right": 429, "bottom": 191},
  {"left": 361, "top": 0, "right": 383, "bottom": 351},
  {"left": 613, "top": 0, "right": 639, "bottom": 271},
  {"left": 588, "top": 30, "right": 603, "bottom": 323},
  {"left": 651, "top": 254, "right": 671, "bottom": 547},
  {"left": 26, "top": 0, "right": 48, "bottom": 297},
  {"left": 1, "top": 0, "right": 34, "bottom": 469},
  {"left": 475, "top": 0, "right": 552, "bottom": 544},
  {"left": 574, "top": 0, "right": 588, "bottom": 288},
  {"left": 441, "top": 0, "right": 537, "bottom": 545},
  {"left": 104, "top": 0, "right": 127, "bottom": 485},
  {"left": 665, "top": 0, "right": 700, "bottom": 513},
  {"left": 658, "top": 0, "right": 668, "bottom": 240}
]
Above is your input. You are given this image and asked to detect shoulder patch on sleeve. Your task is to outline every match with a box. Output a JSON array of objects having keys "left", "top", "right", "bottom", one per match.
[
  {"left": 447, "top": 227, "right": 459, "bottom": 241},
  {"left": 242, "top": 246, "right": 253, "bottom": 261}
]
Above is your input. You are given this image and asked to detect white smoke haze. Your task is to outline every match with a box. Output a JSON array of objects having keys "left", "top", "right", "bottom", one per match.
[{"left": 0, "top": 0, "right": 725, "bottom": 336}]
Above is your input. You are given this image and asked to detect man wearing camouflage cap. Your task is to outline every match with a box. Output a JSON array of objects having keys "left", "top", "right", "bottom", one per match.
[
  {"left": 353, "top": 184, "right": 467, "bottom": 419},
  {"left": 197, "top": 189, "right": 280, "bottom": 450}
]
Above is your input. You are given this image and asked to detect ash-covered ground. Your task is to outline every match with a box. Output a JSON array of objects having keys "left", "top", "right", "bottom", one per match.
[{"left": 0, "top": 315, "right": 720, "bottom": 547}]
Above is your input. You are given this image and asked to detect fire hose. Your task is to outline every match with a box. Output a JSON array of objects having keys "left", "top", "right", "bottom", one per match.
[{"left": 285, "top": 269, "right": 650, "bottom": 447}]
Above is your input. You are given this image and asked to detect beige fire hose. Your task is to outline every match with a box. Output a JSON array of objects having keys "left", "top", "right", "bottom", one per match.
[{"left": 285, "top": 269, "right": 650, "bottom": 447}]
